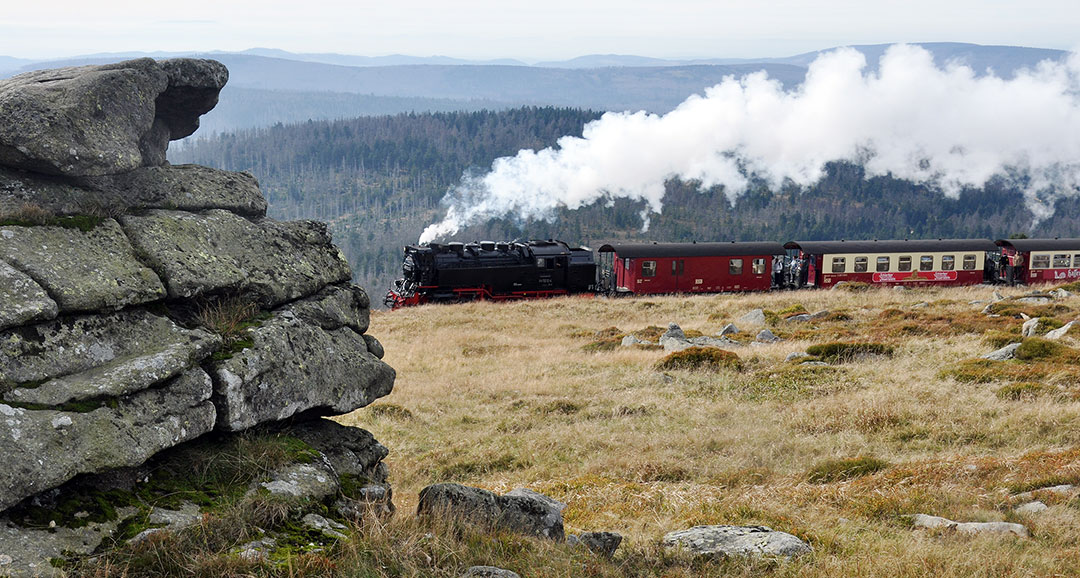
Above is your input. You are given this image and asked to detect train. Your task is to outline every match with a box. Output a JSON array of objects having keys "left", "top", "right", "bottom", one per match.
[{"left": 384, "top": 237, "right": 1080, "bottom": 308}]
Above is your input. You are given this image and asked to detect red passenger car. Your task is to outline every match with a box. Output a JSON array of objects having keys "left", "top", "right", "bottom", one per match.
[
  {"left": 995, "top": 238, "right": 1080, "bottom": 285},
  {"left": 784, "top": 239, "right": 999, "bottom": 289},
  {"left": 597, "top": 241, "right": 785, "bottom": 294}
]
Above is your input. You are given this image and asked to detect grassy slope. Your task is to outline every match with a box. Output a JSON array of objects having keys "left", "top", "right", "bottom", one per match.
[{"left": 337, "top": 285, "right": 1080, "bottom": 577}]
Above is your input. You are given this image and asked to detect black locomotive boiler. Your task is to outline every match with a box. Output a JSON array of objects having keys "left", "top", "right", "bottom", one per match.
[{"left": 385, "top": 240, "right": 596, "bottom": 308}]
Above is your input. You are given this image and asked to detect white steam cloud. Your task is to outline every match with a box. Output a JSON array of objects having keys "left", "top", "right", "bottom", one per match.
[{"left": 420, "top": 44, "right": 1080, "bottom": 243}]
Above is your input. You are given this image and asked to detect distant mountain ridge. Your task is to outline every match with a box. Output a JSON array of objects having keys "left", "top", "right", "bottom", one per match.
[{"left": 2, "top": 43, "right": 1068, "bottom": 135}]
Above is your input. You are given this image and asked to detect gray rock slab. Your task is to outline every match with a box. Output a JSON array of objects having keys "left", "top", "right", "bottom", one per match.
[
  {"left": 756, "top": 329, "right": 780, "bottom": 343},
  {"left": 284, "top": 419, "right": 390, "bottom": 484},
  {"left": 302, "top": 513, "right": 347, "bottom": 540},
  {"left": 568, "top": 531, "right": 623, "bottom": 558},
  {"left": 418, "top": 483, "right": 566, "bottom": 540},
  {"left": 1045, "top": 321, "right": 1075, "bottom": 340},
  {"left": 76, "top": 164, "right": 267, "bottom": 217},
  {"left": 363, "top": 334, "right": 385, "bottom": 359},
  {"left": 0, "top": 368, "right": 215, "bottom": 512},
  {"left": 911, "top": 514, "right": 1028, "bottom": 537},
  {"left": 285, "top": 284, "right": 371, "bottom": 334},
  {"left": 0, "top": 259, "right": 56, "bottom": 331},
  {"left": 212, "top": 305, "right": 394, "bottom": 431},
  {"left": 0, "top": 219, "right": 165, "bottom": 312},
  {"left": 0, "top": 58, "right": 226, "bottom": 176},
  {"left": 688, "top": 335, "right": 739, "bottom": 348},
  {"left": 462, "top": 567, "right": 521, "bottom": 578},
  {"left": 785, "top": 313, "right": 812, "bottom": 322},
  {"left": 1014, "top": 501, "right": 1048, "bottom": 515},
  {"left": 258, "top": 462, "right": 339, "bottom": 501},
  {"left": 1022, "top": 317, "right": 1041, "bottom": 337},
  {"left": 1014, "top": 484, "right": 1076, "bottom": 501},
  {"left": 719, "top": 323, "right": 739, "bottom": 335},
  {"left": 982, "top": 342, "right": 1021, "bottom": 361},
  {"left": 120, "top": 209, "right": 351, "bottom": 308},
  {"left": 1, "top": 308, "right": 219, "bottom": 393},
  {"left": 663, "top": 525, "right": 812, "bottom": 558},
  {"left": 1017, "top": 296, "right": 1052, "bottom": 304},
  {"left": 0, "top": 507, "right": 135, "bottom": 578}
]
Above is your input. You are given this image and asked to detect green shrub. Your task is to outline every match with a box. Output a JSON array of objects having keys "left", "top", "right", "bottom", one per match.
[
  {"left": 777, "top": 304, "right": 807, "bottom": 316},
  {"left": 1014, "top": 338, "right": 1079, "bottom": 362},
  {"left": 996, "top": 382, "right": 1055, "bottom": 400},
  {"left": 655, "top": 347, "right": 742, "bottom": 372},
  {"left": 805, "top": 342, "right": 894, "bottom": 363},
  {"left": 807, "top": 456, "right": 889, "bottom": 483}
]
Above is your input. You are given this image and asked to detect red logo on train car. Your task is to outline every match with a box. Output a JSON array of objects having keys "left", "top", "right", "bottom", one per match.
[{"left": 872, "top": 271, "right": 957, "bottom": 283}]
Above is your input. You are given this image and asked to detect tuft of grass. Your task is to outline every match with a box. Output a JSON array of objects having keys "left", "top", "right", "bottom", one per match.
[
  {"left": 983, "top": 329, "right": 1022, "bottom": 349},
  {"left": 807, "top": 456, "right": 890, "bottom": 483},
  {"left": 0, "top": 203, "right": 106, "bottom": 231},
  {"left": 1014, "top": 337, "right": 1080, "bottom": 362},
  {"left": 195, "top": 295, "right": 263, "bottom": 340},
  {"left": 777, "top": 303, "right": 808, "bottom": 316},
  {"left": 368, "top": 403, "right": 415, "bottom": 420},
  {"left": 655, "top": 347, "right": 742, "bottom": 372},
  {"left": 805, "top": 341, "right": 894, "bottom": 363},
  {"left": 833, "top": 281, "right": 871, "bottom": 292}
]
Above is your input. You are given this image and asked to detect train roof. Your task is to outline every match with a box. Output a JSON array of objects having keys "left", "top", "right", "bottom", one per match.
[
  {"left": 995, "top": 238, "right": 1080, "bottom": 252},
  {"left": 784, "top": 239, "right": 999, "bottom": 254},
  {"left": 597, "top": 241, "right": 786, "bottom": 258}
]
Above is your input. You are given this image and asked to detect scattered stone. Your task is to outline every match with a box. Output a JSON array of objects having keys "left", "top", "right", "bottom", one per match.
[
  {"left": 737, "top": 309, "right": 766, "bottom": 326},
  {"left": 567, "top": 531, "right": 622, "bottom": 558},
  {"left": 1045, "top": 321, "right": 1075, "bottom": 340},
  {"left": 663, "top": 525, "right": 812, "bottom": 558},
  {"left": 1017, "top": 295, "right": 1052, "bottom": 304},
  {"left": 911, "top": 514, "right": 1028, "bottom": 537},
  {"left": 800, "top": 361, "right": 830, "bottom": 366},
  {"left": 982, "top": 342, "right": 1022, "bottom": 361},
  {"left": 893, "top": 285, "right": 908, "bottom": 292},
  {"left": 417, "top": 484, "right": 565, "bottom": 541},
  {"left": 1019, "top": 313, "right": 1031, "bottom": 320},
  {"left": 1022, "top": 317, "right": 1041, "bottom": 337},
  {"left": 1051, "top": 288, "right": 1074, "bottom": 299},
  {"left": 911, "top": 302, "right": 930, "bottom": 309},
  {"left": 258, "top": 461, "right": 339, "bottom": 501},
  {"left": 785, "top": 352, "right": 810, "bottom": 362},
  {"left": 302, "top": 513, "right": 347, "bottom": 540},
  {"left": 1014, "top": 501, "right": 1048, "bottom": 515},
  {"left": 756, "top": 329, "right": 780, "bottom": 343},
  {"left": 719, "top": 323, "right": 739, "bottom": 335},
  {"left": 992, "top": 290, "right": 1005, "bottom": 301},
  {"left": 982, "top": 304, "right": 994, "bottom": 315},
  {"left": 688, "top": 335, "right": 739, "bottom": 348},
  {"left": 785, "top": 313, "right": 812, "bottom": 322},
  {"left": 236, "top": 537, "right": 277, "bottom": 562},
  {"left": 462, "top": 566, "right": 521, "bottom": 578},
  {"left": 809, "top": 310, "right": 831, "bottom": 320},
  {"left": 969, "top": 300, "right": 988, "bottom": 305},
  {"left": 622, "top": 335, "right": 647, "bottom": 347},
  {"left": 1014, "top": 484, "right": 1076, "bottom": 501}
]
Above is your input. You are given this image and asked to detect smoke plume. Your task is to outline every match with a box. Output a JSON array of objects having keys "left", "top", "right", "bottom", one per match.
[{"left": 420, "top": 44, "right": 1080, "bottom": 243}]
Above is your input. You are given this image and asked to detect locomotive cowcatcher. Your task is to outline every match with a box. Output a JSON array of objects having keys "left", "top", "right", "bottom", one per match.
[{"left": 385, "top": 240, "right": 596, "bottom": 309}]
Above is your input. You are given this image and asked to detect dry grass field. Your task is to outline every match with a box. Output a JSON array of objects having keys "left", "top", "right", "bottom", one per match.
[{"left": 337, "top": 284, "right": 1080, "bottom": 577}]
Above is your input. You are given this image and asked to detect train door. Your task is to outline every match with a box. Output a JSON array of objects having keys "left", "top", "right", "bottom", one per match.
[{"left": 671, "top": 259, "right": 685, "bottom": 292}]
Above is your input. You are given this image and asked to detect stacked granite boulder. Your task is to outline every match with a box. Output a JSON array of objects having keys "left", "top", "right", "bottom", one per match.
[{"left": 0, "top": 58, "right": 394, "bottom": 574}]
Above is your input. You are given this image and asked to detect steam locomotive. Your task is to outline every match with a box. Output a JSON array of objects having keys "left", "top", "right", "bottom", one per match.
[{"left": 385, "top": 237, "right": 1080, "bottom": 308}]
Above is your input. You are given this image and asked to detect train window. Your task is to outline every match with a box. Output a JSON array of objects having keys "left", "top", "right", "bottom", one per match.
[
  {"left": 963, "top": 255, "right": 977, "bottom": 270},
  {"left": 831, "top": 257, "right": 846, "bottom": 273},
  {"left": 536, "top": 258, "right": 547, "bottom": 268},
  {"left": 671, "top": 260, "right": 684, "bottom": 275},
  {"left": 624, "top": 258, "right": 631, "bottom": 271},
  {"left": 1074, "top": 254, "right": 1080, "bottom": 267},
  {"left": 920, "top": 256, "right": 934, "bottom": 271},
  {"left": 941, "top": 255, "right": 955, "bottom": 271},
  {"left": 1032, "top": 255, "right": 1050, "bottom": 269},
  {"left": 752, "top": 258, "right": 766, "bottom": 274},
  {"left": 729, "top": 259, "right": 743, "bottom": 275},
  {"left": 898, "top": 256, "right": 911, "bottom": 272},
  {"left": 642, "top": 261, "right": 657, "bottom": 277},
  {"left": 876, "top": 256, "right": 890, "bottom": 272},
  {"left": 1053, "top": 254, "right": 1071, "bottom": 268},
  {"left": 854, "top": 257, "right": 868, "bottom": 272}
]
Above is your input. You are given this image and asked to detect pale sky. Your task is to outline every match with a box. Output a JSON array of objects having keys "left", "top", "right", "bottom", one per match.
[{"left": 1, "top": 0, "right": 1077, "bottom": 61}]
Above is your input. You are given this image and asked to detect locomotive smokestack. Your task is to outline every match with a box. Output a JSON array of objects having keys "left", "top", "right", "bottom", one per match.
[{"left": 419, "top": 44, "right": 1080, "bottom": 244}]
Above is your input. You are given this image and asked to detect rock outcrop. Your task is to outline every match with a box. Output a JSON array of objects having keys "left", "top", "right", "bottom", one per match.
[{"left": 0, "top": 58, "right": 395, "bottom": 574}]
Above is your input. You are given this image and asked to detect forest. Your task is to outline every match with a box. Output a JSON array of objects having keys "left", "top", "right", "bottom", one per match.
[{"left": 171, "top": 107, "right": 1080, "bottom": 304}]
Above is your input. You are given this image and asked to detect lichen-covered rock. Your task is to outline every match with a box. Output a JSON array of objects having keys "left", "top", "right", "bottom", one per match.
[
  {"left": 0, "top": 58, "right": 226, "bottom": 176},
  {"left": 120, "top": 209, "right": 351, "bottom": 307},
  {"left": 76, "top": 164, "right": 267, "bottom": 217},
  {"left": 0, "top": 260, "right": 57, "bottom": 331},
  {"left": 0, "top": 219, "right": 165, "bottom": 312},
  {"left": 911, "top": 513, "right": 1029, "bottom": 537},
  {"left": 0, "top": 308, "right": 219, "bottom": 390},
  {"left": 568, "top": 531, "right": 623, "bottom": 558},
  {"left": 286, "top": 284, "right": 371, "bottom": 334},
  {"left": 258, "top": 462, "right": 339, "bottom": 500},
  {"left": 285, "top": 419, "right": 389, "bottom": 484},
  {"left": 0, "top": 507, "right": 136, "bottom": 578},
  {"left": 417, "top": 484, "right": 565, "bottom": 541},
  {"left": 211, "top": 300, "right": 394, "bottom": 431},
  {"left": 663, "top": 525, "right": 812, "bottom": 558},
  {"left": 0, "top": 368, "right": 216, "bottom": 512},
  {"left": 461, "top": 567, "right": 521, "bottom": 578}
]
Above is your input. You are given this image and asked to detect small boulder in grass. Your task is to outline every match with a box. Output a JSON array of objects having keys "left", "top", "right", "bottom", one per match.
[
  {"left": 663, "top": 525, "right": 812, "bottom": 558},
  {"left": 654, "top": 347, "right": 742, "bottom": 372}
]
